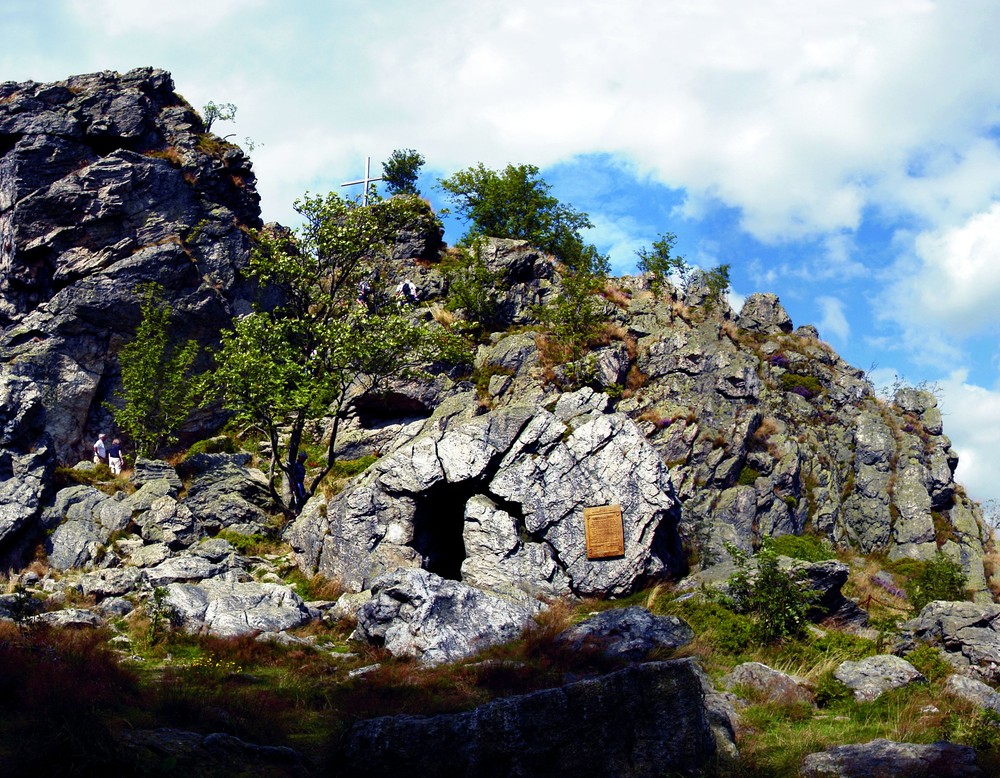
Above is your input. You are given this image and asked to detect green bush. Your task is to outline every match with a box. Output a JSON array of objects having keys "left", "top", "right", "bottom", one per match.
[
  {"left": 905, "top": 553, "right": 968, "bottom": 612},
  {"left": 724, "top": 544, "right": 820, "bottom": 644},
  {"left": 183, "top": 436, "right": 238, "bottom": 459},
  {"left": 813, "top": 669, "right": 854, "bottom": 708},
  {"left": 905, "top": 643, "right": 952, "bottom": 682},
  {"left": 663, "top": 596, "right": 756, "bottom": 657},
  {"left": 737, "top": 465, "right": 761, "bottom": 486},
  {"left": 780, "top": 373, "right": 824, "bottom": 399},
  {"left": 764, "top": 534, "right": 836, "bottom": 562}
]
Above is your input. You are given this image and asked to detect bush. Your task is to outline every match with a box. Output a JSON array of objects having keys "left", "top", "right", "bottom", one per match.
[
  {"left": 779, "top": 373, "right": 824, "bottom": 400},
  {"left": 905, "top": 643, "right": 953, "bottom": 682},
  {"left": 183, "top": 435, "right": 238, "bottom": 460},
  {"left": 737, "top": 465, "right": 761, "bottom": 486},
  {"left": 813, "top": 669, "right": 854, "bottom": 708},
  {"left": 764, "top": 534, "right": 836, "bottom": 562},
  {"left": 724, "top": 544, "right": 820, "bottom": 643},
  {"left": 905, "top": 553, "right": 968, "bottom": 612}
]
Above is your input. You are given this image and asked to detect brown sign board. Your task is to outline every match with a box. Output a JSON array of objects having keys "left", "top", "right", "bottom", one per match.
[{"left": 584, "top": 505, "right": 625, "bottom": 560}]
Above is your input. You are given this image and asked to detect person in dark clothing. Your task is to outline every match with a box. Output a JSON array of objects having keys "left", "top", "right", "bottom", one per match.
[{"left": 293, "top": 451, "right": 308, "bottom": 509}]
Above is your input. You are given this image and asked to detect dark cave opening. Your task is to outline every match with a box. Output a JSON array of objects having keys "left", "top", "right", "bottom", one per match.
[{"left": 409, "top": 479, "right": 487, "bottom": 581}]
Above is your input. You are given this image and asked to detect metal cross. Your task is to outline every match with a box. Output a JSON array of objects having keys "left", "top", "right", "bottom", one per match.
[{"left": 341, "top": 156, "right": 383, "bottom": 206}]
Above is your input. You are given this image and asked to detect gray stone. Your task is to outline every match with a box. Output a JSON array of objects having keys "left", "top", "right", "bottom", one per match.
[
  {"left": 901, "top": 601, "right": 1000, "bottom": 680},
  {"left": 352, "top": 568, "right": 537, "bottom": 665},
  {"left": 738, "top": 293, "right": 793, "bottom": 335},
  {"left": 32, "top": 607, "right": 103, "bottom": 628},
  {"left": 723, "top": 661, "right": 813, "bottom": 704},
  {"left": 336, "top": 659, "right": 732, "bottom": 778},
  {"left": 800, "top": 738, "right": 979, "bottom": 777},
  {"left": 834, "top": 655, "right": 925, "bottom": 701},
  {"left": 144, "top": 555, "right": 229, "bottom": 586},
  {"left": 165, "top": 577, "right": 311, "bottom": 637},
  {"left": 554, "top": 606, "right": 694, "bottom": 660},
  {"left": 944, "top": 674, "right": 1000, "bottom": 713}
]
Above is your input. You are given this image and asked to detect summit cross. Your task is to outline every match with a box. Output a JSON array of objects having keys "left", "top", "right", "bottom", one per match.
[{"left": 341, "top": 156, "right": 383, "bottom": 206}]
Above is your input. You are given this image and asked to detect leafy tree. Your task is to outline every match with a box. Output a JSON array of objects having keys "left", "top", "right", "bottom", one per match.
[
  {"left": 636, "top": 231, "right": 687, "bottom": 299},
  {"left": 108, "top": 284, "right": 201, "bottom": 458},
  {"left": 701, "top": 263, "right": 732, "bottom": 310},
  {"left": 213, "top": 192, "right": 461, "bottom": 512},
  {"left": 438, "top": 162, "right": 593, "bottom": 263},
  {"left": 439, "top": 238, "right": 503, "bottom": 337},
  {"left": 382, "top": 148, "right": 425, "bottom": 196},
  {"left": 201, "top": 101, "right": 237, "bottom": 132}
]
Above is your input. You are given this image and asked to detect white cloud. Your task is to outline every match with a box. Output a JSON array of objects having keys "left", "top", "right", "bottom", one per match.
[
  {"left": 881, "top": 203, "right": 1000, "bottom": 341},
  {"left": 816, "top": 296, "right": 850, "bottom": 344},
  {"left": 937, "top": 370, "right": 1000, "bottom": 504}
]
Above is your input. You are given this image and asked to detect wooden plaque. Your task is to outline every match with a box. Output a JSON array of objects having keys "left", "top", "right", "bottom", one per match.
[{"left": 584, "top": 505, "right": 625, "bottom": 560}]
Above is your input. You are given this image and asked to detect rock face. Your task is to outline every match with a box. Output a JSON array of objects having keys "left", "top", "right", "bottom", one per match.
[
  {"left": 0, "top": 68, "right": 261, "bottom": 558},
  {"left": 554, "top": 605, "right": 694, "bottom": 660},
  {"left": 335, "top": 659, "right": 734, "bottom": 778},
  {"left": 286, "top": 388, "right": 682, "bottom": 599},
  {"left": 833, "top": 655, "right": 925, "bottom": 701},
  {"left": 899, "top": 601, "right": 1000, "bottom": 681}
]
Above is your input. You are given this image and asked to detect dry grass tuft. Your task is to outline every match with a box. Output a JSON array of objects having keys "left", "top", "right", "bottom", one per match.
[
  {"left": 601, "top": 282, "right": 631, "bottom": 309},
  {"left": 430, "top": 304, "right": 456, "bottom": 327}
]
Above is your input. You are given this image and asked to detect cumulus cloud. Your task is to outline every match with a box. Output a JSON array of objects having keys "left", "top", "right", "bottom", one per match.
[
  {"left": 881, "top": 203, "right": 1000, "bottom": 340},
  {"left": 937, "top": 370, "right": 1000, "bottom": 503}
]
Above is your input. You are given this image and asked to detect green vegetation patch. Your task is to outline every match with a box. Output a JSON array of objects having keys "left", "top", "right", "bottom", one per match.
[{"left": 764, "top": 534, "right": 836, "bottom": 562}]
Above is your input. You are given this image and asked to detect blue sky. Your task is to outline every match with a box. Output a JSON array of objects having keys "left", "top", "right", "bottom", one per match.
[{"left": 3, "top": 0, "right": 1000, "bottom": 505}]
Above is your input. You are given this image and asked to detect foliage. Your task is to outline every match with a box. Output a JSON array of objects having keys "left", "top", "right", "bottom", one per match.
[
  {"left": 764, "top": 534, "right": 836, "bottom": 562},
  {"left": 382, "top": 148, "right": 425, "bottom": 196},
  {"left": 723, "top": 544, "right": 820, "bottom": 643},
  {"left": 905, "top": 643, "right": 953, "bottom": 682},
  {"left": 212, "top": 192, "right": 461, "bottom": 512},
  {"left": 701, "top": 262, "right": 731, "bottom": 310},
  {"left": 738, "top": 465, "right": 761, "bottom": 486},
  {"left": 662, "top": 595, "right": 757, "bottom": 657},
  {"left": 635, "top": 231, "right": 687, "bottom": 298},
  {"left": 182, "top": 435, "right": 238, "bottom": 460},
  {"left": 437, "top": 162, "right": 593, "bottom": 263},
  {"left": 439, "top": 240, "right": 504, "bottom": 335},
  {"left": 904, "top": 553, "right": 968, "bottom": 612},
  {"left": 201, "top": 100, "right": 236, "bottom": 132},
  {"left": 536, "top": 244, "right": 611, "bottom": 359},
  {"left": 108, "top": 284, "right": 202, "bottom": 458},
  {"left": 328, "top": 454, "right": 379, "bottom": 479},
  {"left": 812, "top": 669, "right": 854, "bottom": 708},
  {"left": 780, "top": 372, "right": 824, "bottom": 400}
]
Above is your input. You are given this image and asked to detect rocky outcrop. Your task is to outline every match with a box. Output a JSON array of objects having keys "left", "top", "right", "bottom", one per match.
[
  {"left": 0, "top": 68, "right": 263, "bottom": 559},
  {"left": 335, "top": 659, "right": 735, "bottom": 778},
  {"left": 722, "top": 661, "right": 813, "bottom": 704},
  {"left": 286, "top": 388, "right": 682, "bottom": 599},
  {"left": 833, "top": 654, "right": 925, "bottom": 701},
  {"left": 898, "top": 601, "right": 1000, "bottom": 681},
  {"left": 554, "top": 605, "right": 694, "bottom": 660}
]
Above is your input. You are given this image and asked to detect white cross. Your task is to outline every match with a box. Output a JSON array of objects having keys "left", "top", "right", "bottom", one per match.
[{"left": 341, "top": 156, "right": 383, "bottom": 206}]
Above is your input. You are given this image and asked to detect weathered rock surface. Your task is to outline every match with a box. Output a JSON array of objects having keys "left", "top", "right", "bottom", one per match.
[
  {"left": 351, "top": 567, "right": 537, "bottom": 665},
  {"left": 336, "top": 659, "right": 734, "bottom": 778},
  {"left": 899, "top": 600, "right": 1000, "bottom": 681},
  {"left": 944, "top": 673, "right": 1000, "bottom": 713},
  {"left": 722, "top": 661, "right": 813, "bottom": 704},
  {"left": 834, "top": 655, "right": 925, "bottom": 701},
  {"left": 800, "top": 738, "right": 979, "bottom": 777},
  {"left": 288, "top": 388, "right": 682, "bottom": 600},
  {"left": 554, "top": 605, "right": 693, "bottom": 660},
  {"left": 166, "top": 576, "right": 312, "bottom": 638}
]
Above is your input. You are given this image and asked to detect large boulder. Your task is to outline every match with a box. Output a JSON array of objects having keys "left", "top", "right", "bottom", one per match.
[
  {"left": 800, "top": 738, "right": 979, "bottom": 777},
  {"left": 899, "top": 600, "right": 1000, "bottom": 681},
  {"left": 165, "top": 577, "right": 311, "bottom": 638},
  {"left": 554, "top": 606, "right": 694, "bottom": 660},
  {"left": 335, "top": 659, "right": 734, "bottom": 778},
  {"left": 833, "top": 655, "right": 925, "bottom": 702},
  {"left": 289, "top": 389, "right": 683, "bottom": 599},
  {"left": 351, "top": 567, "right": 537, "bottom": 665}
]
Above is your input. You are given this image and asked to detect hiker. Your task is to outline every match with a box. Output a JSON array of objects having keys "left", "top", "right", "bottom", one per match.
[
  {"left": 293, "top": 451, "right": 308, "bottom": 509},
  {"left": 108, "top": 438, "right": 123, "bottom": 475},
  {"left": 356, "top": 278, "right": 372, "bottom": 308},
  {"left": 395, "top": 278, "right": 418, "bottom": 305},
  {"left": 93, "top": 433, "right": 108, "bottom": 465}
]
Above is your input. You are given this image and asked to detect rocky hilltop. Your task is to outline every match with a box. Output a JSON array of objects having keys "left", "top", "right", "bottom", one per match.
[
  {"left": 0, "top": 68, "right": 260, "bottom": 561},
  {"left": 0, "top": 69, "right": 997, "bottom": 775}
]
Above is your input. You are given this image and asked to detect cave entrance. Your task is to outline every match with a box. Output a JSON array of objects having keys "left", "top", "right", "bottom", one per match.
[{"left": 409, "top": 479, "right": 484, "bottom": 581}]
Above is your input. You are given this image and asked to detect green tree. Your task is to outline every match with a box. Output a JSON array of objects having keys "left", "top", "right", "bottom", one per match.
[
  {"left": 636, "top": 231, "right": 687, "bottom": 299},
  {"left": 213, "top": 192, "right": 461, "bottom": 512},
  {"left": 382, "top": 148, "right": 425, "bottom": 196},
  {"left": 701, "top": 263, "right": 731, "bottom": 311},
  {"left": 438, "top": 162, "right": 593, "bottom": 263},
  {"left": 905, "top": 553, "right": 968, "bottom": 612},
  {"left": 108, "top": 284, "right": 201, "bottom": 458},
  {"left": 201, "top": 101, "right": 237, "bottom": 132}
]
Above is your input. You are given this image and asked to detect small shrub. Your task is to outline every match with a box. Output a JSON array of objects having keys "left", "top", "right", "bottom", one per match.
[
  {"left": 813, "top": 669, "right": 853, "bottom": 707},
  {"left": 764, "top": 534, "right": 836, "bottom": 563},
  {"left": 738, "top": 465, "right": 761, "bottom": 486},
  {"left": 905, "top": 553, "right": 968, "bottom": 612},
  {"left": 329, "top": 454, "right": 378, "bottom": 479},
  {"left": 723, "top": 544, "right": 820, "bottom": 644},
  {"left": 905, "top": 643, "right": 952, "bottom": 682},
  {"left": 780, "top": 373, "right": 824, "bottom": 400}
]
